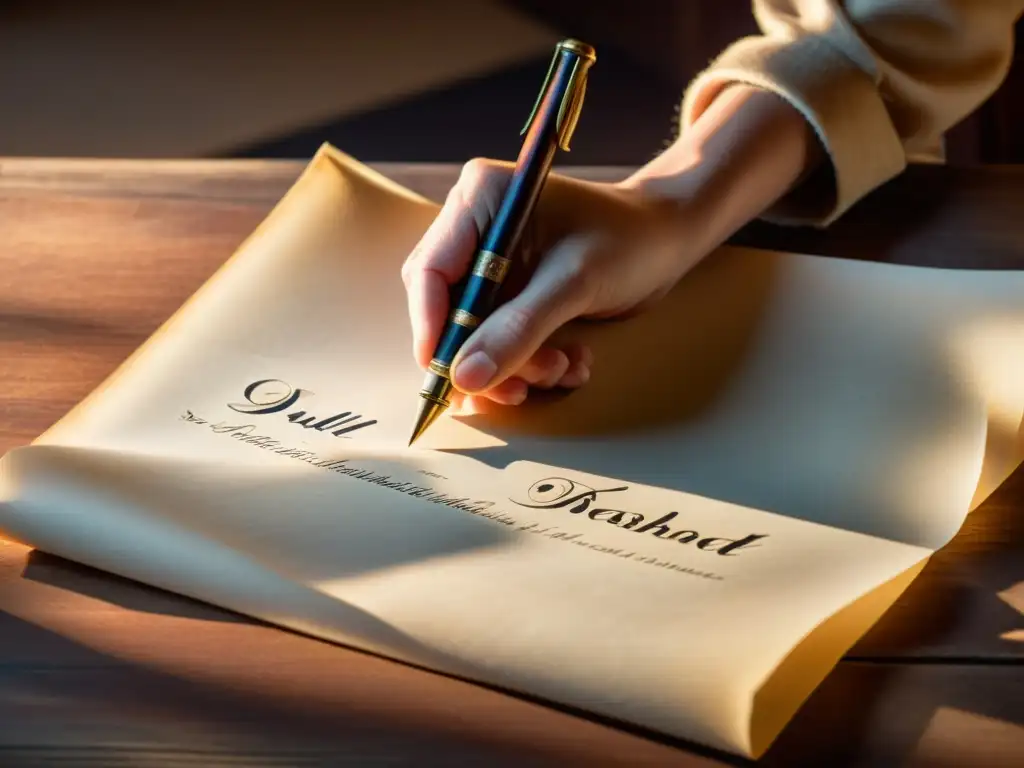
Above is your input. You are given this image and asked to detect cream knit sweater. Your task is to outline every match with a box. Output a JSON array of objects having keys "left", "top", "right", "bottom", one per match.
[{"left": 682, "top": 0, "right": 1024, "bottom": 226}]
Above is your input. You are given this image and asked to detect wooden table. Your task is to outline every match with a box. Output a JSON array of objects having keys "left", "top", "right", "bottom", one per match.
[{"left": 0, "top": 158, "right": 1022, "bottom": 767}]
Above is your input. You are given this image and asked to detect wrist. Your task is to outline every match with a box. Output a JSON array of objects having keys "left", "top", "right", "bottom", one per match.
[{"left": 619, "top": 84, "right": 821, "bottom": 245}]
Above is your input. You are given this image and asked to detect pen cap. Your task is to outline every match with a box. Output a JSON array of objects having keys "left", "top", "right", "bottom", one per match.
[{"left": 521, "top": 39, "right": 597, "bottom": 151}]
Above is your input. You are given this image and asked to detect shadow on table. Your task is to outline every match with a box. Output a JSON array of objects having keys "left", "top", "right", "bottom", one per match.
[
  {"left": 0, "top": 609, "right": 533, "bottom": 767},
  {"left": 9, "top": 419, "right": 1023, "bottom": 766},
  {"left": 3, "top": 598, "right": 1022, "bottom": 768},
  {"left": 761, "top": 660, "right": 1024, "bottom": 767},
  {"left": 22, "top": 550, "right": 254, "bottom": 624},
  {"left": 760, "top": 464, "right": 1024, "bottom": 764},
  {"left": 0, "top": 604, "right": 737, "bottom": 767},
  {"left": 851, "top": 463, "right": 1024, "bottom": 658},
  {"left": 12, "top": 465, "right": 1022, "bottom": 765}
]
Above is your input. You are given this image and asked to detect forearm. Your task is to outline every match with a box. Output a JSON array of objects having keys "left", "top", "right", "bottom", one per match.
[{"left": 622, "top": 85, "right": 823, "bottom": 251}]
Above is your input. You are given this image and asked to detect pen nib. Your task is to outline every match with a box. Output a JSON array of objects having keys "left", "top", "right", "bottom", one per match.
[{"left": 408, "top": 397, "right": 447, "bottom": 446}]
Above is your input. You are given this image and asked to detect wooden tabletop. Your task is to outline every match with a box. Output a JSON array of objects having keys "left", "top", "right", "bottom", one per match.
[{"left": 0, "top": 157, "right": 1022, "bottom": 767}]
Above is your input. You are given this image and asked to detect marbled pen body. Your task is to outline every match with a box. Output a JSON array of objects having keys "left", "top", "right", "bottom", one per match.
[{"left": 408, "top": 39, "right": 596, "bottom": 445}]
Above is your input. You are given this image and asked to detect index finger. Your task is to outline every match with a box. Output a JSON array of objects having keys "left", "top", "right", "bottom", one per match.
[{"left": 403, "top": 165, "right": 501, "bottom": 368}]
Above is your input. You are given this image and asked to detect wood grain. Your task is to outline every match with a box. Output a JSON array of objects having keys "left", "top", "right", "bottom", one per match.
[
  {"left": 1, "top": 157, "right": 1022, "bottom": 766},
  {"left": 3, "top": 540, "right": 1023, "bottom": 767},
  {"left": 2, "top": 539, "right": 1023, "bottom": 767}
]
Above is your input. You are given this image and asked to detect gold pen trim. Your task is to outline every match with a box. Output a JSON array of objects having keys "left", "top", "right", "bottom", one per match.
[
  {"left": 557, "top": 39, "right": 596, "bottom": 60},
  {"left": 521, "top": 38, "right": 597, "bottom": 151},
  {"left": 417, "top": 391, "right": 451, "bottom": 408},
  {"left": 558, "top": 56, "right": 590, "bottom": 150},
  {"left": 450, "top": 309, "right": 480, "bottom": 328},
  {"left": 428, "top": 359, "right": 451, "bottom": 378},
  {"left": 472, "top": 251, "right": 511, "bottom": 283}
]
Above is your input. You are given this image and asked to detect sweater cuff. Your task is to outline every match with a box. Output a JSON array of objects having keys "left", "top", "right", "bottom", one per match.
[{"left": 681, "top": 34, "right": 907, "bottom": 228}]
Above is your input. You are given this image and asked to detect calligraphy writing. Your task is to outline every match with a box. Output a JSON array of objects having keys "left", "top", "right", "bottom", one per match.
[
  {"left": 511, "top": 477, "right": 766, "bottom": 556},
  {"left": 228, "top": 379, "right": 377, "bottom": 437}
]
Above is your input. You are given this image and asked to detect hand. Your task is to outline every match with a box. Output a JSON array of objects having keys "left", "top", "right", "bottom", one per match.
[
  {"left": 400, "top": 85, "right": 820, "bottom": 412},
  {"left": 401, "top": 160, "right": 711, "bottom": 411}
]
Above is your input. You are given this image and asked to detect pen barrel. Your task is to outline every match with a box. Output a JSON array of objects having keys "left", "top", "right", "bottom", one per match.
[
  {"left": 430, "top": 252, "right": 506, "bottom": 372},
  {"left": 480, "top": 47, "right": 580, "bottom": 257},
  {"left": 424, "top": 42, "right": 592, "bottom": 394}
]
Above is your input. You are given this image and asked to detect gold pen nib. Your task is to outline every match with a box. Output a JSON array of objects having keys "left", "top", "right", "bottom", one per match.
[
  {"left": 408, "top": 396, "right": 447, "bottom": 446},
  {"left": 409, "top": 369, "right": 454, "bottom": 446}
]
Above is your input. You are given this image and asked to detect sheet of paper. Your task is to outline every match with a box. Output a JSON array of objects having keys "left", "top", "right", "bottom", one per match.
[{"left": 2, "top": 145, "right": 1021, "bottom": 757}]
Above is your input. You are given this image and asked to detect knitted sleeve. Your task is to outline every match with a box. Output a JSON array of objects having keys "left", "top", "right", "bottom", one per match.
[{"left": 681, "top": 0, "right": 1023, "bottom": 226}]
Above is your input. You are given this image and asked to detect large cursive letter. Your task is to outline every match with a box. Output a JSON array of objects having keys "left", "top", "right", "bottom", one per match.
[
  {"left": 511, "top": 477, "right": 628, "bottom": 515},
  {"left": 228, "top": 379, "right": 308, "bottom": 415}
]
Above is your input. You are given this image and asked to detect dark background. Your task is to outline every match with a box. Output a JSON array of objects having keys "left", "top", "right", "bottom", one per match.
[{"left": 0, "top": 1, "right": 1021, "bottom": 166}]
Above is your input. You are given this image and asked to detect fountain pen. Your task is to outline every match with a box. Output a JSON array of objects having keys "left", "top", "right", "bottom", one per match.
[{"left": 408, "top": 38, "right": 597, "bottom": 445}]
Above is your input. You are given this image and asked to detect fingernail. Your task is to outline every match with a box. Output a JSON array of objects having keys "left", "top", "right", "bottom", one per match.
[
  {"left": 414, "top": 339, "right": 430, "bottom": 367},
  {"left": 507, "top": 379, "right": 528, "bottom": 405},
  {"left": 561, "top": 363, "right": 590, "bottom": 388},
  {"left": 453, "top": 350, "right": 497, "bottom": 392}
]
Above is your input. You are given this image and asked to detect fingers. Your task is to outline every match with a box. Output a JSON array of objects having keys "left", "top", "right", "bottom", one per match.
[
  {"left": 449, "top": 377, "right": 528, "bottom": 415},
  {"left": 453, "top": 344, "right": 592, "bottom": 411},
  {"left": 554, "top": 343, "right": 593, "bottom": 388},
  {"left": 451, "top": 236, "right": 597, "bottom": 395},
  {"left": 402, "top": 159, "right": 511, "bottom": 369},
  {"left": 512, "top": 343, "right": 592, "bottom": 390},
  {"left": 485, "top": 377, "right": 530, "bottom": 406},
  {"left": 404, "top": 163, "right": 604, "bottom": 409},
  {"left": 519, "top": 347, "right": 570, "bottom": 388},
  {"left": 405, "top": 268, "right": 453, "bottom": 369}
]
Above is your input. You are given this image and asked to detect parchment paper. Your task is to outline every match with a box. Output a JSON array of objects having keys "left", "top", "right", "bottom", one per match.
[{"left": 2, "top": 145, "right": 1021, "bottom": 757}]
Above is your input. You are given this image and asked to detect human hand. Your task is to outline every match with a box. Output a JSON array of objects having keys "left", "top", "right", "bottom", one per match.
[
  {"left": 401, "top": 159, "right": 713, "bottom": 412},
  {"left": 401, "top": 86, "right": 820, "bottom": 413}
]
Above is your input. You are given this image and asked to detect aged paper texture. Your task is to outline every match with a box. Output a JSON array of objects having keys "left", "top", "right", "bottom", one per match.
[{"left": 2, "top": 146, "right": 1022, "bottom": 757}]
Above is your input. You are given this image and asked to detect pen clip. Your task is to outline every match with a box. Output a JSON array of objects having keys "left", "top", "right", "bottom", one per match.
[
  {"left": 520, "top": 48, "right": 559, "bottom": 137},
  {"left": 521, "top": 42, "right": 594, "bottom": 152},
  {"left": 555, "top": 56, "right": 588, "bottom": 151}
]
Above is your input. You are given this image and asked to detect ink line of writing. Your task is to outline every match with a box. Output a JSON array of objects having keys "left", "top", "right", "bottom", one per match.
[{"left": 179, "top": 410, "right": 726, "bottom": 581}]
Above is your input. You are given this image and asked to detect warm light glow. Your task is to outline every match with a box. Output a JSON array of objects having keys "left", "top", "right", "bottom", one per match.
[
  {"left": 998, "top": 580, "right": 1024, "bottom": 643},
  {"left": 948, "top": 318, "right": 1024, "bottom": 509},
  {"left": 910, "top": 708, "right": 1024, "bottom": 765}
]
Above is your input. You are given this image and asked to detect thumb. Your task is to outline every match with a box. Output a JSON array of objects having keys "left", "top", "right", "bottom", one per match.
[{"left": 450, "top": 237, "right": 596, "bottom": 394}]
